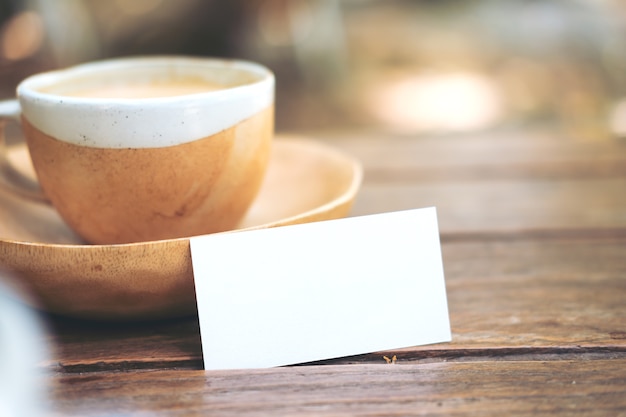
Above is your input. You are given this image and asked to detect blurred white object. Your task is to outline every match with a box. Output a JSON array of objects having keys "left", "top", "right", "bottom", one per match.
[{"left": 0, "top": 276, "right": 49, "bottom": 417}]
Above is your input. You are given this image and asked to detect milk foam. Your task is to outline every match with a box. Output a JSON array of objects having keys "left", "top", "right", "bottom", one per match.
[{"left": 60, "top": 80, "right": 225, "bottom": 99}]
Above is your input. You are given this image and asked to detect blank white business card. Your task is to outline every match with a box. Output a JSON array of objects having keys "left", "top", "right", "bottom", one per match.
[{"left": 190, "top": 207, "right": 451, "bottom": 370}]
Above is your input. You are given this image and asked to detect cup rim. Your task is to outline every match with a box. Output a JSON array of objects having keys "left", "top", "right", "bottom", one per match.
[
  {"left": 17, "top": 55, "right": 274, "bottom": 105},
  {"left": 15, "top": 55, "right": 275, "bottom": 148}
]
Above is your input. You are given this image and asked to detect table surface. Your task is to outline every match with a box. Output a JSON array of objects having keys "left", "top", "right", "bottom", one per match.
[{"left": 40, "top": 129, "right": 626, "bottom": 415}]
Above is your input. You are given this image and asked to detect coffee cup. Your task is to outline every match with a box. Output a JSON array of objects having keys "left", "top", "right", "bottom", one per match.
[{"left": 0, "top": 56, "right": 274, "bottom": 244}]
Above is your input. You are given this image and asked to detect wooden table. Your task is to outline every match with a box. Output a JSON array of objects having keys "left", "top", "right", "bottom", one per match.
[{"left": 42, "top": 129, "right": 626, "bottom": 415}]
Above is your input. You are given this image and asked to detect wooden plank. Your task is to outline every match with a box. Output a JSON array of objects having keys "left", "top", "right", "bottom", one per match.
[
  {"left": 47, "top": 359, "right": 626, "bottom": 416},
  {"left": 351, "top": 178, "right": 626, "bottom": 233},
  {"left": 434, "top": 238, "right": 626, "bottom": 349},
  {"left": 44, "top": 237, "right": 626, "bottom": 372},
  {"left": 44, "top": 317, "right": 203, "bottom": 372},
  {"left": 321, "top": 131, "right": 626, "bottom": 179},
  {"left": 315, "top": 133, "right": 626, "bottom": 233}
]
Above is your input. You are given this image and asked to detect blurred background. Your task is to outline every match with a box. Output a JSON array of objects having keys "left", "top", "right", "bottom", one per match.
[{"left": 2, "top": 0, "right": 626, "bottom": 139}]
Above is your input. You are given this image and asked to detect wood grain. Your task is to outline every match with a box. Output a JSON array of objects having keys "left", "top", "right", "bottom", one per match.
[
  {"left": 327, "top": 131, "right": 626, "bottom": 232},
  {"left": 45, "top": 236, "right": 626, "bottom": 372},
  {"left": 322, "top": 130, "right": 626, "bottom": 180},
  {"left": 353, "top": 177, "right": 626, "bottom": 233},
  {"left": 47, "top": 360, "right": 626, "bottom": 416},
  {"left": 31, "top": 129, "right": 626, "bottom": 416}
]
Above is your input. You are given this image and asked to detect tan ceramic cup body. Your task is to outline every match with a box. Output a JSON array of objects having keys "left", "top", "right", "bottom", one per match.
[{"left": 13, "top": 57, "right": 274, "bottom": 244}]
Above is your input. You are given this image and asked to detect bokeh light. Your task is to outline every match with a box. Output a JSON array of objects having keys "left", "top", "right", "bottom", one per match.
[
  {"left": 1, "top": 11, "right": 44, "bottom": 61},
  {"left": 366, "top": 72, "right": 502, "bottom": 134}
]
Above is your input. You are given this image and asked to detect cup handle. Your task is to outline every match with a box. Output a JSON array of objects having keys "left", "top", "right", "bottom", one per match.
[{"left": 0, "top": 99, "right": 48, "bottom": 203}]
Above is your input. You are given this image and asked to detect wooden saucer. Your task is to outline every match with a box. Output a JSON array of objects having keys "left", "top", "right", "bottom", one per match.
[{"left": 0, "top": 137, "right": 362, "bottom": 320}]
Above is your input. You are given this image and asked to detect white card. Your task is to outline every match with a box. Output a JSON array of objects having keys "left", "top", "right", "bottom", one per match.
[{"left": 191, "top": 207, "right": 451, "bottom": 370}]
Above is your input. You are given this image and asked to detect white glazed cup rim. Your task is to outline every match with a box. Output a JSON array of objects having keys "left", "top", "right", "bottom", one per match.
[
  {"left": 15, "top": 56, "right": 275, "bottom": 149},
  {"left": 17, "top": 56, "right": 274, "bottom": 105}
]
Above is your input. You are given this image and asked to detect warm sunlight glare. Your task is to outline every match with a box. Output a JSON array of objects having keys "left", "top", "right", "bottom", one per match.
[{"left": 367, "top": 72, "right": 502, "bottom": 133}]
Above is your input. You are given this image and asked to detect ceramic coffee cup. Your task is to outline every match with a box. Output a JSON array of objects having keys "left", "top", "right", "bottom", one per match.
[{"left": 0, "top": 56, "right": 274, "bottom": 244}]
